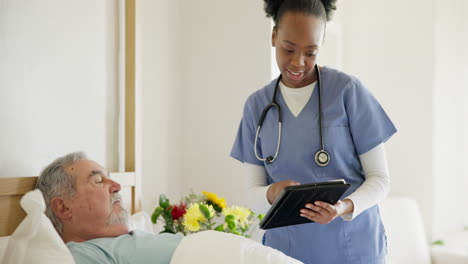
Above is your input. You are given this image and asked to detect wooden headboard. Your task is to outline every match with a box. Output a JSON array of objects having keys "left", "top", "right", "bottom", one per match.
[
  {"left": 0, "top": 177, "right": 37, "bottom": 237},
  {"left": 0, "top": 173, "right": 135, "bottom": 237}
]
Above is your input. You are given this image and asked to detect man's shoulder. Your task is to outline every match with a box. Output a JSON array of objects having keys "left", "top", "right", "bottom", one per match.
[{"left": 67, "top": 240, "right": 113, "bottom": 264}]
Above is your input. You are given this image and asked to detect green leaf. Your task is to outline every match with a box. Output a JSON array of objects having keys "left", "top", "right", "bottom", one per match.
[
  {"left": 214, "top": 224, "right": 225, "bottom": 232},
  {"left": 227, "top": 220, "right": 237, "bottom": 232},
  {"left": 199, "top": 204, "right": 211, "bottom": 219},
  {"left": 151, "top": 212, "right": 158, "bottom": 224},
  {"left": 432, "top": 240, "right": 444, "bottom": 246},
  {"left": 241, "top": 225, "right": 248, "bottom": 233},
  {"left": 151, "top": 206, "right": 165, "bottom": 224},
  {"left": 159, "top": 194, "right": 170, "bottom": 209},
  {"left": 225, "top": 214, "right": 236, "bottom": 224},
  {"left": 155, "top": 206, "right": 164, "bottom": 214},
  {"left": 162, "top": 208, "right": 174, "bottom": 225},
  {"left": 257, "top": 214, "right": 265, "bottom": 221}
]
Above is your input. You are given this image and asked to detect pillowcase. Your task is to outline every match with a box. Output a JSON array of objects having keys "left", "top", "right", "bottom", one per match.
[
  {"left": 0, "top": 189, "right": 75, "bottom": 264},
  {"left": 0, "top": 236, "right": 9, "bottom": 260},
  {"left": 128, "top": 211, "right": 154, "bottom": 233}
]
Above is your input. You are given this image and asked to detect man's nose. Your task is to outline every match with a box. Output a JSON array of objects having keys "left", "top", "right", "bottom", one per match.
[{"left": 109, "top": 179, "right": 121, "bottom": 193}]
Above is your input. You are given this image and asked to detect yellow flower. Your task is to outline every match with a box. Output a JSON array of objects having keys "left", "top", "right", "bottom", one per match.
[
  {"left": 183, "top": 203, "right": 205, "bottom": 231},
  {"left": 182, "top": 203, "right": 216, "bottom": 232},
  {"left": 222, "top": 206, "right": 252, "bottom": 226},
  {"left": 183, "top": 217, "right": 201, "bottom": 232},
  {"left": 202, "top": 191, "right": 227, "bottom": 209}
]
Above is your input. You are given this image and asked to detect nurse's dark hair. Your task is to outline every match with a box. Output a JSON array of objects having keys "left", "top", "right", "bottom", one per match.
[{"left": 264, "top": 0, "right": 337, "bottom": 25}]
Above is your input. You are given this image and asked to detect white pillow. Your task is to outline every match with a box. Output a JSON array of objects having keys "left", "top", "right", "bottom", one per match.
[
  {"left": 0, "top": 189, "right": 75, "bottom": 264},
  {"left": 128, "top": 211, "right": 154, "bottom": 233},
  {"left": 0, "top": 236, "right": 9, "bottom": 260}
]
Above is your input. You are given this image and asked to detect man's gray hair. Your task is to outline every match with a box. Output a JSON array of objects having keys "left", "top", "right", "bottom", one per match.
[{"left": 35, "top": 152, "right": 88, "bottom": 235}]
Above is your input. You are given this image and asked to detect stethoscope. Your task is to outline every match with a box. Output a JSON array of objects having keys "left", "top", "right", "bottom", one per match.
[{"left": 253, "top": 64, "right": 330, "bottom": 167}]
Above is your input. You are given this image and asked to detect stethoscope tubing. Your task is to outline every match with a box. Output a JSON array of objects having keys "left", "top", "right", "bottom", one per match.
[
  {"left": 316, "top": 65, "right": 325, "bottom": 151},
  {"left": 254, "top": 64, "right": 329, "bottom": 166}
]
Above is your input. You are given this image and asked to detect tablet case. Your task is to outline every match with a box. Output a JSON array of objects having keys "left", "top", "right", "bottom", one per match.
[{"left": 259, "top": 180, "right": 351, "bottom": 230}]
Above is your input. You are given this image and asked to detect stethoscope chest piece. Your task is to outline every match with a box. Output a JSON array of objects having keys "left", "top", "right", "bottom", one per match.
[{"left": 314, "top": 150, "right": 330, "bottom": 167}]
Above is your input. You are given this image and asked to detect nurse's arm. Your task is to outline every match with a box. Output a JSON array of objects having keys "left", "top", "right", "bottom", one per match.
[
  {"left": 244, "top": 164, "right": 300, "bottom": 211},
  {"left": 341, "top": 143, "right": 390, "bottom": 221},
  {"left": 244, "top": 163, "right": 271, "bottom": 214},
  {"left": 301, "top": 143, "right": 389, "bottom": 224}
]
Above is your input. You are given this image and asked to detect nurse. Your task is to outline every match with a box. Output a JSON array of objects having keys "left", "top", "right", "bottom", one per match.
[{"left": 231, "top": 0, "right": 397, "bottom": 263}]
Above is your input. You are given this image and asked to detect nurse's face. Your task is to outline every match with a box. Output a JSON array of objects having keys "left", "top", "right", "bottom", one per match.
[{"left": 272, "top": 12, "right": 325, "bottom": 88}]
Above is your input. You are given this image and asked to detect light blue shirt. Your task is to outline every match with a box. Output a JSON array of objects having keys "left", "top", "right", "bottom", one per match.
[
  {"left": 231, "top": 66, "right": 397, "bottom": 264},
  {"left": 67, "top": 230, "right": 183, "bottom": 264}
]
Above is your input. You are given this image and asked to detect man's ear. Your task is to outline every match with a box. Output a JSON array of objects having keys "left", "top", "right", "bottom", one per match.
[
  {"left": 271, "top": 27, "right": 277, "bottom": 47},
  {"left": 51, "top": 197, "right": 72, "bottom": 221}
]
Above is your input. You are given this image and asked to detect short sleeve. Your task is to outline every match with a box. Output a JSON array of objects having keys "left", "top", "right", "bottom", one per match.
[
  {"left": 67, "top": 242, "right": 112, "bottom": 264},
  {"left": 344, "top": 79, "right": 397, "bottom": 155},
  {"left": 230, "top": 96, "right": 265, "bottom": 166}
]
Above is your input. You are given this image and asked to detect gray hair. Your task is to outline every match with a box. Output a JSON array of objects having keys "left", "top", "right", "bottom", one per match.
[{"left": 35, "top": 152, "right": 88, "bottom": 235}]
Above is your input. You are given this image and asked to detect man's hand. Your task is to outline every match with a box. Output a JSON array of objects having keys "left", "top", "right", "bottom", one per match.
[
  {"left": 267, "top": 180, "right": 300, "bottom": 204},
  {"left": 300, "top": 199, "right": 354, "bottom": 224}
]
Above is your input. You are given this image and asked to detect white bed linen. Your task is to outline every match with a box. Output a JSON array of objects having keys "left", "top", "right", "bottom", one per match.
[
  {"left": 170, "top": 230, "right": 303, "bottom": 264},
  {"left": 1, "top": 190, "right": 301, "bottom": 264},
  {"left": 0, "top": 189, "right": 75, "bottom": 264}
]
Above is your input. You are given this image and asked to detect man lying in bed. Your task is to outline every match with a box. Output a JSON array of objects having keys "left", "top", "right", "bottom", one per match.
[{"left": 35, "top": 152, "right": 183, "bottom": 263}]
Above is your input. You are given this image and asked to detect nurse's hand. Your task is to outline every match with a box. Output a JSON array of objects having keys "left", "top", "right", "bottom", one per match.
[
  {"left": 300, "top": 199, "right": 354, "bottom": 224},
  {"left": 267, "top": 180, "right": 300, "bottom": 204}
]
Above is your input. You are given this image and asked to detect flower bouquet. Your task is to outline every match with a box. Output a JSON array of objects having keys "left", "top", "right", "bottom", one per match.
[{"left": 151, "top": 191, "right": 264, "bottom": 237}]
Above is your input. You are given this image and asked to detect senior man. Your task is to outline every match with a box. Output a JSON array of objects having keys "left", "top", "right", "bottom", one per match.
[{"left": 35, "top": 152, "right": 183, "bottom": 263}]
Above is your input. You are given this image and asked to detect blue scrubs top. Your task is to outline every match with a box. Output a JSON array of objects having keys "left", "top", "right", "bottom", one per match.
[{"left": 231, "top": 67, "right": 397, "bottom": 264}]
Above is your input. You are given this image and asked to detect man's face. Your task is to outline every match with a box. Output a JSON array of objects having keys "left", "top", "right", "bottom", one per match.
[{"left": 64, "top": 159, "right": 129, "bottom": 241}]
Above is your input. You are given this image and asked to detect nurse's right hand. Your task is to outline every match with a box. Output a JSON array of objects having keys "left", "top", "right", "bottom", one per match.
[{"left": 267, "top": 180, "right": 300, "bottom": 204}]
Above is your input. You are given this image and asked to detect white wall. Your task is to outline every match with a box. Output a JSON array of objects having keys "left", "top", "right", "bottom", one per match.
[
  {"left": 135, "top": 0, "right": 271, "bottom": 229},
  {"left": 178, "top": 0, "right": 271, "bottom": 206},
  {"left": 136, "top": 0, "right": 184, "bottom": 213},
  {"left": 0, "top": 0, "right": 119, "bottom": 176},
  {"left": 433, "top": 0, "right": 468, "bottom": 238}
]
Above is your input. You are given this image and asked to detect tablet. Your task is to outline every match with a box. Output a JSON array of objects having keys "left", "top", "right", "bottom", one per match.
[{"left": 259, "top": 179, "right": 351, "bottom": 230}]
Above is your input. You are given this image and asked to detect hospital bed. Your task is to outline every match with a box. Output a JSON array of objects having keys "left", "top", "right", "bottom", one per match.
[{"left": 0, "top": 175, "right": 301, "bottom": 264}]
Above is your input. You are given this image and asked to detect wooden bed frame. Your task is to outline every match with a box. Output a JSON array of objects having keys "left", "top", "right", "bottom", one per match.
[{"left": 0, "top": 173, "right": 135, "bottom": 237}]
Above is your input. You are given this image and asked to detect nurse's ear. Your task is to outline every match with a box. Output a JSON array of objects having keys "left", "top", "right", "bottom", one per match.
[{"left": 271, "top": 26, "right": 278, "bottom": 47}]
